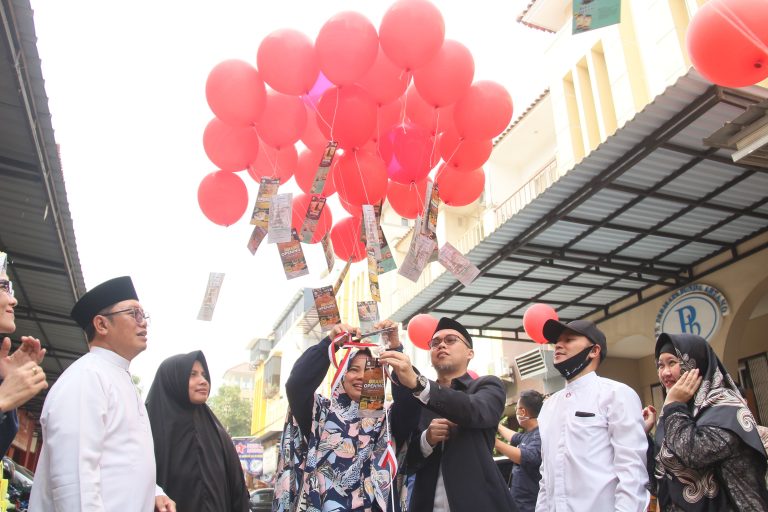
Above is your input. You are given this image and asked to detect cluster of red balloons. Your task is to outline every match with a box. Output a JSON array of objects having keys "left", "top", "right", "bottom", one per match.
[
  {"left": 197, "top": 0, "right": 514, "bottom": 262},
  {"left": 686, "top": 0, "right": 768, "bottom": 87}
]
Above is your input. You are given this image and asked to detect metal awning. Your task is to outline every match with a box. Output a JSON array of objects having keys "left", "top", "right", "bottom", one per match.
[
  {"left": 1, "top": 0, "right": 87, "bottom": 417},
  {"left": 392, "top": 71, "right": 768, "bottom": 345}
]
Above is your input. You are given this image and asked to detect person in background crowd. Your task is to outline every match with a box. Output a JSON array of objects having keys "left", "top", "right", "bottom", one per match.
[
  {"left": 382, "top": 317, "right": 516, "bottom": 512},
  {"left": 536, "top": 319, "right": 649, "bottom": 512},
  {"left": 0, "top": 251, "right": 47, "bottom": 454},
  {"left": 274, "top": 320, "right": 420, "bottom": 512},
  {"left": 146, "top": 350, "right": 249, "bottom": 511},
  {"left": 496, "top": 389, "right": 544, "bottom": 512},
  {"left": 643, "top": 332, "right": 768, "bottom": 511},
  {"left": 29, "top": 276, "right": 175, "bottom": 512}
]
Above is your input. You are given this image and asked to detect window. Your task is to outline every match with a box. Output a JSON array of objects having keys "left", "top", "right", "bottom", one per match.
[{"left": 263, "top": 356, "right": 282, "bottom": 399}]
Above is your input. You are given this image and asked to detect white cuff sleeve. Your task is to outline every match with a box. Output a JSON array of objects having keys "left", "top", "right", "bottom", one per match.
[
  {"left": 420, "top": 428, "right": 434, "bottom": 457},
  {"left": 415, "top": 381, "right": 431, "bottom": 404}
]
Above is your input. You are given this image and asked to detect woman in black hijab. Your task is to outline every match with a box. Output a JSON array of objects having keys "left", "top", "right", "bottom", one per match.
[
  {"left": 146, "top": 351, "right": 249, "bottom": 512},
  {"left": 646, "top": 333, "right": 768, "bottom": 511}
]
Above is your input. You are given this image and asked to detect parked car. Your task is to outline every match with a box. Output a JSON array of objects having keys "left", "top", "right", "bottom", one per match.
[
  {"left": 249, "top": 487, "right": 274, "bottom": 512},
  {"left": 3, "top": 456, "right": 33, "bottom": 511}
]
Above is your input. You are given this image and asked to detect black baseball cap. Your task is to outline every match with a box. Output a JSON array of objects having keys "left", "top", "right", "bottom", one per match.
[{"left": 543, "top": 319, "right": 607, "bottom": 361}]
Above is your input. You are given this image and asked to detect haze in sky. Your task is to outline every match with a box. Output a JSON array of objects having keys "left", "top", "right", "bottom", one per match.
[{"left": 29, "top": 0, "right": 550, "bottom": 393}]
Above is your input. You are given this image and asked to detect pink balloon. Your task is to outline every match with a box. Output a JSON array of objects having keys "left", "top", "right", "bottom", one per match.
[
  {"left": 255, "top": 91, "right": 307, "bottom": 149},
  {"left": 247, "top": 142, "right": 297, "bottom": 185},
  {"left": 379, "top": 0, "right": 445, "bottom": 70},
  {"left": 205, "top": 60, "right": 266, "bottom": 126},
  {"left": 358, "top": 47, "right": 410, "bottom": 105},
  {"left": 303, "top": 72, "right": 334, "bottom": 107},
  {"left": 301, "top": 105, "right": 330, "bottom": 152},
  {"left": 333, "top": 149, "right": 388, "bottom": 207},
  {"left": 291, "top": 193, "right": 334, "bottom": 243},
  {"left": 378, "top": 122, "right": 439, "bottom": 184},
  {"left": 439, "top": 127, "right": 493, "bottom": 172},
  {"left": 523, "top": 304, "right": 558, "bottom": 344},
  {"left": 435, "top": 165, "right": 485, "bottom": 207},
  {"left": 407, "top": 313, "right": 439, "bottom": 350},
  {"left": 257, "top": 29, "right": 319, "bottom": 95},
  {"left": 387, "top": 178, "right": 429, "bottom": 219},
  {"left": 317, "top": 85, "right": 377, "bottom": 150},
  {"left": 295, "top": 148, "right": 336, "bottom": 196},
  {"left": 414, "top": 40, "right": 474, "bottom": 107},
  {"left": 197, "top": 171, "right": 248, "bottom": 226},
  {"left": 454, "top": 81, "right": 513, "bottom": 140},
  {"left": 330, "top": 216, "right": 366, "bottom": 262},
  {"left": 202, "top": 118, "right": 260, "bottom": 172},
  {"left": 405, "top": 85, "right": 453, "bottom": 135},
  {"left": 316, "top": 11, "right": 379, "bottom": 86}
]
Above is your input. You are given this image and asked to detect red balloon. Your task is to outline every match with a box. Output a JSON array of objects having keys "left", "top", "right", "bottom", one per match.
[
  {"left": 686, "top": 0, "right": 768, "bottom": 87},
  {"left": 358, "top": 47, "right": 410, "bottom": 105},
  {"left": 372, "top": 98, "right": 405, "bottom": 144},
  {"left": 379, "top": 0, "right": 445, "bottom": 70},
  {"left": 413, "top": 40, "right": 474, "bottom": 107},
  {"left": 202, "top": 118, "right": 260, "bottom": 172},
  {"left": 523, "top": 303, "right": 559, "bottom": 344},
  {"left": 197, "top": 171, "right": 248, "bottom": 226},
  {"left": 454, "top": 81, "right": 513, "bottom": 140},
  {"left": 439, "top": 127, "right": 493, "bottom": 172},
  {"left": 205, "top": 60, "right": 266, "bottom": 126},
  {"left": 257, "top": 29, "right": 319, "bottom": 95},
  {"left": 247, "top": 142, "right": 297, "bottom": 185},
  {"left": 435, "top": 165, "right": 485, "bottom": 207},
  {"left": 405, "top": 85, "right": 453, "bottom": 135},
  {"left": 467, "top": 370, "right": 479, "bottom": 379},
  {"left": 317, "top": 85, "right": 377, "bottom": 150},
  {"left": 301, "top": 105, "right": 330, "bottom": 152},
  {"left": 291, "top": 193, "right": 334, "bottom": 243},
  {"left": 339, "top": 194, "right": 363, "bottom": 217},
  {"left": 330, "top": 216, "right": 366, "bottom": 262},
  {"left": 387, "top": 178, "right": 429, "bottom": 219},
  {"left": 407, "top": 313, "right": 439, "bottom": 350},
  {"left": 316, "top": 11, "right": 379, "bottom": 86},
  {"left": 333, "top": 150, "right": 388, "bottom": 207},
  {"left": 295, "top": 149, "right": 336, "bottom": 196},
  {"left": 378, "top": 122, "right": 439, "bottom": 184},
  {"left": 256, "top": 91, "right": 307, "bottom": 149}
]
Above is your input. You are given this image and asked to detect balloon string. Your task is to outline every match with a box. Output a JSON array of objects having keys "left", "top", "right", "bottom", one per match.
[
  {"left": 712, "top": 2, "right": 768, "bottom": 58},
  {"left": 262, "top": 146, "right": 279, "bottom": 179},
  {"left": 429, "top": 109, "right": 441, "bottom": 168},
  {"left": 307, "top": 100, "right": 334, "bottom": 133},
  {"left": 353, "top": 150, "right": 372, "bottom": 206},
  {"left": 330, "top": 88, "right": 341, "bottom": 141},
  {"left": 401, "top": 85, "right": 409, "bottom": 127}
]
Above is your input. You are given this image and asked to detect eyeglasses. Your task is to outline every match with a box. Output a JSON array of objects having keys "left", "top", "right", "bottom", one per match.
[
  {"left": 0, "top": 279, "right": 14, "bottom": 298},
  {"left": 101, "top": 307, "right": 150, "bottom": 325},
  {"left": 429, "top": 334, "right": 470, "bottom": 350}
]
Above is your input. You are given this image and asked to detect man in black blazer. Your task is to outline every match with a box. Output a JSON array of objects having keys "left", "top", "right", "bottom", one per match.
[{"left": 380, "top": 317, "right": 516, "bottom": 512}]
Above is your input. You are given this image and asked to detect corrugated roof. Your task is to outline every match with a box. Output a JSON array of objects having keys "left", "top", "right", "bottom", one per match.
[
  {"left": 391, "top": 70, "right": 768, "bottom": 342},
  {"left": 1, "top": 0, "right": 87, "bottom": 418}
]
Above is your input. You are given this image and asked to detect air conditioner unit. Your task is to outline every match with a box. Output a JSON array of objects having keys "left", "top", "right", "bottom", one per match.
[{"left": 513, "top": 347, "right": 564, "bottom": 396}]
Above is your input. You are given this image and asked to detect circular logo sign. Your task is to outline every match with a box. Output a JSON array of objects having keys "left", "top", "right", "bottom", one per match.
[{"left": 655, "top": 284, "right": 729, "bottom": 341}]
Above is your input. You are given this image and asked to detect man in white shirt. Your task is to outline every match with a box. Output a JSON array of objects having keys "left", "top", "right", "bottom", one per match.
[
  {"left": 535, "top": 319, "right": 649, "bottom": 512},
  {"left": 29, "top": 276, "right": 175, "bottom": 512}
]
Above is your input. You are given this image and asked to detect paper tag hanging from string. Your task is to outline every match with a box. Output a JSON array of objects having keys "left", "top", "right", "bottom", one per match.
[
  {"left": 277, "top": 229, "right": 309, "bottom": 280},
  {"left": 398, "top": 230, "right": 437, "bottom": 283},
  {"left": 374, "top": 202, "right": 397, "bottom": 274},
  {"left": 246, "top": 226, "right": 268, "bottom": 255},
  {"left": 362, "top": 204, "right": 382, "bottom": 260},
  {"left": 421, "top": 181, "right": 440, "bottom": 237},
  {"left": 357, "top": 300, "right": 381, "bottom": 352},
  {"left": 250, "top": 177, "right": 280, "bottom": 228},
  {"left": 313, "top": 285, "right": 341, "bottom": 331},
  {"left": 438, "top": 242, "right": 481, "bottom": 286},
  {"left": 367, "top": 248, "right": 381, "bottom": 302},
  {"left": 268, "top": 193, "right": 293, "bottom": 244},
  {"left": 321, "top": 233, "right": 335, "bottom": 275},
  {"left": 310, "top": 141, "right": 339, "bottom": 194},
  {"left": 197, "top": 272, "right": 225, "bottom": 321},
  {"left": 358, "top": 357, "right": 385, "bottom": 418},
  {"left": 333, "top": 258, "right": 352, "bottom": 295},
  {"left": 300, "top": 195, "right": 327, "bottom": 243}
]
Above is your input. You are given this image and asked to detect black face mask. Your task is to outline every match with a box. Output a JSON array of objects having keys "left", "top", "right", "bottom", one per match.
[{"left": 554, "top": 345, "right": 595, "bottom": 380}]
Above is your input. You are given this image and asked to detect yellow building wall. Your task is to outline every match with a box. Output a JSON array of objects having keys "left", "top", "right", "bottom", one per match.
[{"left": 250, "top": 362, "right": 266, "bottom": 436}]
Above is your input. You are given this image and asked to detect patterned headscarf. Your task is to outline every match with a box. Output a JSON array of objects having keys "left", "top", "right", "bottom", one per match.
[
  {"left": 653, "top": 333, "right": 767, "bottom": 511},
  {"left": 273, "top": 348, "right": 394, "bottom": 512}
]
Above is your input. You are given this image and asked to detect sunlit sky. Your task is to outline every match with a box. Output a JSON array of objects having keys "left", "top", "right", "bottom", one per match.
[{"left": 29, "top": 0, "right": 550, "bottom": 393}]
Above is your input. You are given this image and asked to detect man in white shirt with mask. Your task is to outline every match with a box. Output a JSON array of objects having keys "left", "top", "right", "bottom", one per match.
[
  {"left": 535, "top": 319, "right": 648, "bottom": 512},
  {"left": 30, "top": 276, "right": 175, "bottom": 512}
]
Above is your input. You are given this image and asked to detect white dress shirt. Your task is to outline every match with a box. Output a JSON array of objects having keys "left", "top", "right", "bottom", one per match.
[
  {"left": 30, "top": 347, "right": 160, "bottom": 511},
  {"left": 535, "top": 371, "right": 649, "bottom": 512},
  {"left": 416, "top": 382, "right": 451, "bottom": 512}
]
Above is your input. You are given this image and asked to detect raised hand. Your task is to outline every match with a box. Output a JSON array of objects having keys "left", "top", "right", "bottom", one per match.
[
  {"left": 373, "top": 319, "right": 400, "bottom": 350},
  {"left": 664, "top": 368, "right": 701, "bottom": 406},
  {"left": 426, "top": 418, "right": 457, "bottom": 446},
  {"left": 0, "top": 336, "right": 46, "bottom": 379},
  {"left": 0, "top": 360, "right": 47, "bottom": 412},
  {"left": 641, "top": 405, "right": 657, "bottom": 434}
]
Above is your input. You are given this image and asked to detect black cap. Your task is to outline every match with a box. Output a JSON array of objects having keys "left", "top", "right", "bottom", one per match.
[
  {"left": 543, "top": 319, "right": 606, "bottom": 361},
  {"left": 71, "top": 276, "right": 139, "bottom": 330},
  {"left": 433, "top": 317, "right": 473, "bottom": 347}
]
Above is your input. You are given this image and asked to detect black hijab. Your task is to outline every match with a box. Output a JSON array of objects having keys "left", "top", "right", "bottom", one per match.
[
  {"left": 146, "top": 351, "right": 249, "bottom": 512},
  {"left": 653, "top": 333, "right": 767, "bottom": 511}
]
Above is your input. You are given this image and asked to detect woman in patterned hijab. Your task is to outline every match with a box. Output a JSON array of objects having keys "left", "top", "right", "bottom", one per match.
[{"left": 649, "top": 332, "right": 767, "bottom": 511}]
